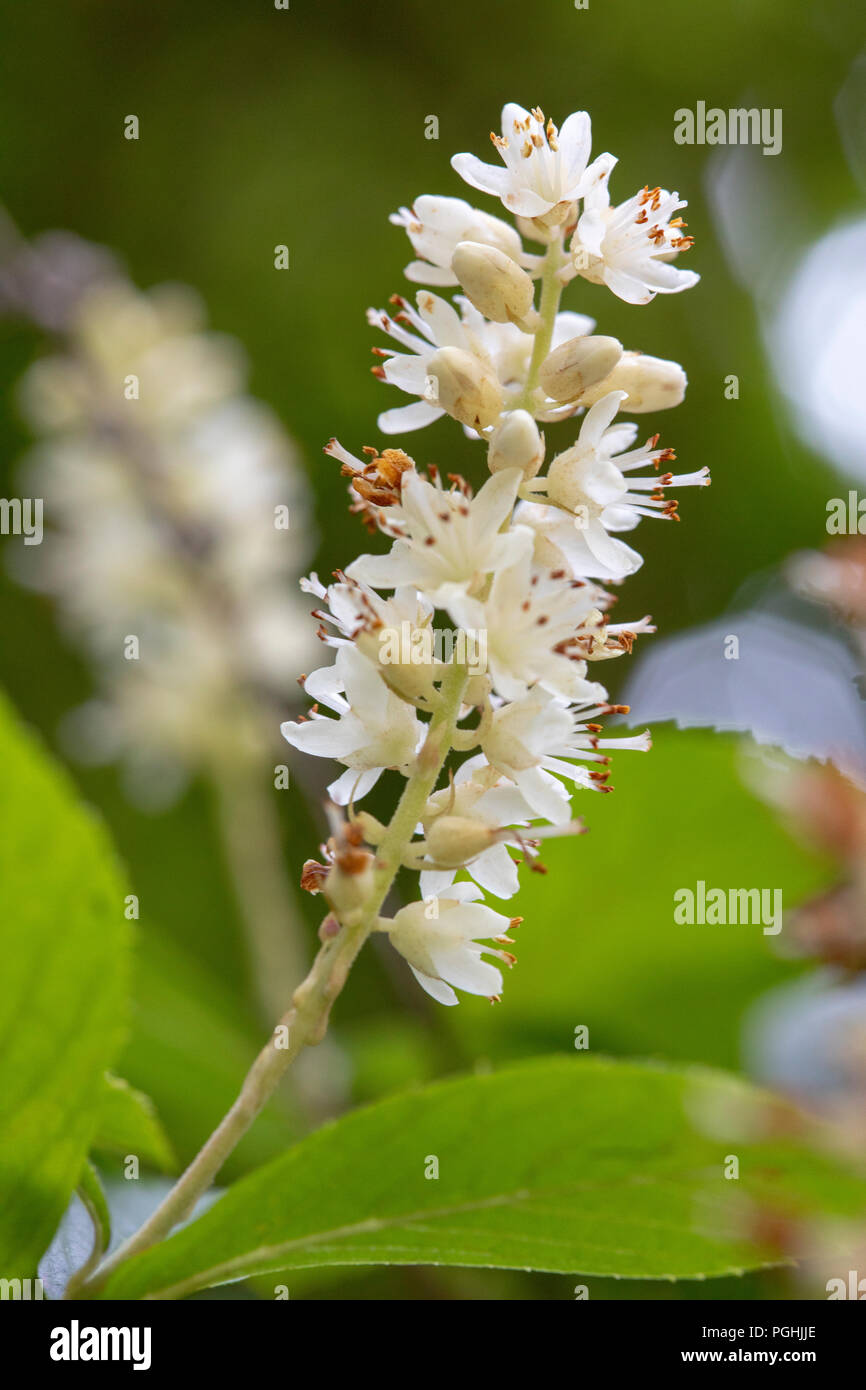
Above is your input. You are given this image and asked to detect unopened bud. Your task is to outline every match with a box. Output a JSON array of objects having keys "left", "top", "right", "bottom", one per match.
[
  {"left": 451, "top": 242, "right": 535, "bottom": 325},
  {"left": 425, "top": 815, "right": 498, "bottom": 868},
  {"left": 487, "top": 410, "right": 544, "bottom": 478},
  {"left": 581, "top": 351, "right": 687, "bottom": 413},
  {"left": 355, "top": 626, "right": 440, "bottom": 706},
  {"left": 323, "top": 851, "right": 375, "bottom": 920},
  {"left": 538, "top": 334, "right": 623, "bottom": 403},
  {"left": 425, "top": 346, "right": 502, "bottom": 431}
]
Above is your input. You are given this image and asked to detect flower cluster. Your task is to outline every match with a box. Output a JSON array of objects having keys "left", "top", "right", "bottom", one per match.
[
  {"left": 284, "top": 102, "right": 708, "bottom": 1006},
  {"left": 12, "top": 253, "right": 315, "bottom": 805}
]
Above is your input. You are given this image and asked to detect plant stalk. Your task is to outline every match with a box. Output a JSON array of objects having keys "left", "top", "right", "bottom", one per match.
[{"left": 78, "top": 660, "right": 468, "bottom": 1296}]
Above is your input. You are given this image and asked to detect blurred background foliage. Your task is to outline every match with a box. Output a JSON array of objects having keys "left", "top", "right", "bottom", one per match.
[{"left": 1, "top": 0, "right": 863, "bottom": 1298}]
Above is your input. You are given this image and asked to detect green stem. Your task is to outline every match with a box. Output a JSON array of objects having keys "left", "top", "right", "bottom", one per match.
[
  {"left": 515, "top": 235, "right": 565, "bottom": 411},
  {"left": 212, "top": 752, "right": 349, "bottom": 1121},
  {"left": 77, "top": 661, "right": 468, "bottom": 1297}
]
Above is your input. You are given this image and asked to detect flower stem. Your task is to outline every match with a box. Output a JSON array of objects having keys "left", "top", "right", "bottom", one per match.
[
  {"left": 77, "top": 660, "right": 468, "bottom": 1297},
  {"left": 212, "top": 752, "right": 349, "bottom": 1121},
  {"left": 516, "top": 235, "right": 564, "bottom": 410}
]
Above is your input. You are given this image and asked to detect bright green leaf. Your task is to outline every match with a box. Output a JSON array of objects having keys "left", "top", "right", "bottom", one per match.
[
  {"left": 0, "top": 692, "right": 131, "bottom": 1274},
  {"left": 100, "top": 1056, "right": 866, "bottom": 1300},
  {"left": 91, "top": 1073, "right": 176, "bottom": 1175}
]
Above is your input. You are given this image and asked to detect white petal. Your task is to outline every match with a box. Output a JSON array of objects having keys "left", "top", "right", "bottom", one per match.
[
  {"left": 513, "top": 766, "right": 572, "bottom": 823},
  {"left": 470, "top": 842, "right": 520, "bottom": 899},
  {"left": 557, "top": 110, "right": 592, "bottom": 189},
  {"left": 409, "top": 963, "right": 459, "bottom": 1006},
  {"left": 471, "top": 466, "right": 522, "bottom": 534},
  {"left": 377, "top": 401, "right": 444, "bottom": 434},
  {"left": 447, "top": 881, "right": 485, "bottom": 903},
  {"left": 579, "top": 390, "right": 628, "bottom": 449},
  {"left": 303, "top": 663, "right": 349, "bottom": 713},
  {"left": 382, "top": 354, "right": 432, "bottom": 393},
  {"left": 575, "top": 207, "right": 606, "bottom": 259},
  {"left": 339, "top": 645, "right": 386, "bottom": 722},
  {"left": 450, "top": 152, "right": 517, "bottom": 200},
  {"left": 552, "top": 310, "right": 596, "bottom": 346},
  {"left": 585, "top": 518, "right": 643, "bottom": 576},
  {"left": 328, "top": 765, "right": 383, "bottom": 805},
  {"left": 604, "top": 267, "right": 654, "bottom": 305},
  {"left": 429, "top": 945, "right": 503, "bottom": 996},
  {"left": 420, "top": 867, "right": 457, "bottom": 899},
  {"left": 346, "top": 543, "right": 421, "bottom": 590},
  {"left": 281, "top": 714, "right": 362, "bottom": 759},
  {"left": 405, "top": 260, "right": 458, "bottom": 287}
]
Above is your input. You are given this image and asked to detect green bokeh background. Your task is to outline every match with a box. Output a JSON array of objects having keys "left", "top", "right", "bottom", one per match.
[{"left": 0, "top": 0, "right": 863, "bottom": 1299}]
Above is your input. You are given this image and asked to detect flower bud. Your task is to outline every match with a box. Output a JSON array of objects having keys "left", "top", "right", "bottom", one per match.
[
  {"left": 487, "top": 410, "right": 544, "bottom": 478},
  {"left": 354, "top": 625, "right": 440, "bottom": 707},
  {"left": 323, "top": 850, "right": 375, "bottom": 921},
  {"left": 451, "top": 242, "right": 535, "bottom": 325},
  {"left": 425, "top": 346, "right": 502, "bottom": 431},
  {"left": 580, "top": 351, "right": 687, "bottom": 412},
  {"left": 538, "top": 334, "right": 623, "bottom": 404},
  {"left": 425, "top": 815, "right": 498, "bottom": 868}
]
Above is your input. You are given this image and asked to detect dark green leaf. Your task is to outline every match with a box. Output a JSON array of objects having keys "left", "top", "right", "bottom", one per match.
[{"left": 100, "top": 1057, "right": 866, "bottom": 1299}]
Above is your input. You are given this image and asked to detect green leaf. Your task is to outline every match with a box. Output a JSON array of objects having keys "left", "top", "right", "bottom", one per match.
[
  {"left": 99, "top": 1056, "right": 866, "bottom": 1300},
  {"left": 448, "top": 729, "right": 832, "bottom": 1069},
  {"left": 91, "top": 1074, "right": 176, "bottom": 1175},
  {"left": 77, "top": 1161, "right": 111, "bottom": 1260},
  {"left": 0, "top": 692, "right": 131, "bottom": 1274}
]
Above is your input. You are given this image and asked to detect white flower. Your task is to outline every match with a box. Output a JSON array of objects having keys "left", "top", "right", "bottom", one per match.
[
  {"left": 390, "top": 194, "right": 524, "bottom": 286},
  {"left": 523, "top": 391, "right": 709, "bottom": 577},
  {"left": 572, "top": 154, "right": 699, "bottom": 305},
  {"left": 281, "top": 644, "right": 423, "bottom": 804},
  {"left": 481, "top": 688, "right": 651, "bottom": 823},
  {"left": 515, "top": 500, "right": 643, "bottom": 582},
  {"left": 418, "top": 763, "right": 566, "bottom": 900},
  {"left": 300, "top": 571, "right": 433, "bottom": 649},
  {"left": 383, "top": 881, "right": 516, "bottom": 1005},
  {"left": 446, "top": 546, "right": 610, "bottom": 704},
  {"left": 369, "top": 291, "right": 594, "bottom": 434},
  {"left": 452, "top": 103, "right": 594, "bottom": 220},
  {"left": 346, "top": 466, "right": 530, "bottom": 602},
  {"left": 301, "top": 570, "right": 443, "bottom": 708}
]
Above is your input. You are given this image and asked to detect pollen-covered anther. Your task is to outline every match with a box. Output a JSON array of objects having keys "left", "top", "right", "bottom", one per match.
[
  {"left": 446, "top": 472, "right": 473, "bottom": 497},
  {"left": 300, "top": 859, "right": 329, "bottom": 894}
]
